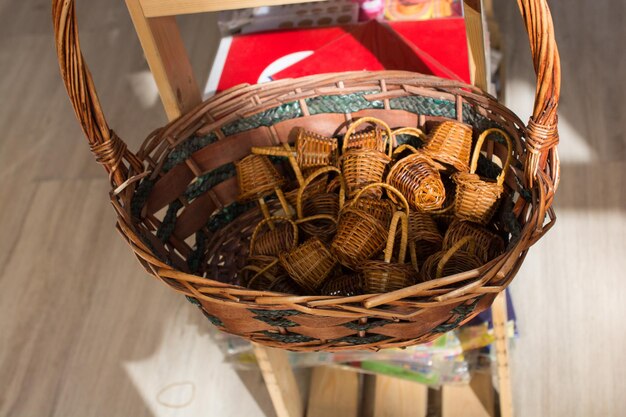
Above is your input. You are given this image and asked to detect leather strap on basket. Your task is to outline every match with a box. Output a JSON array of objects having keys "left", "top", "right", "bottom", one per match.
[
  {"left": 518, "top": 0, "right": 561, "bottom": 190},
  {"left": 52, "top": 0, "right": 142, "bottom": 187}
]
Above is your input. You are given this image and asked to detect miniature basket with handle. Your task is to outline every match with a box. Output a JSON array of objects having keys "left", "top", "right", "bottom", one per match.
[
  {"left": 54, "top": 0, "right": 560, "bottom": 351},
  {"left": 341, "top": 117, "right": 393, "bottom": 198},
  {"left": 420, "top": 236, "right": 484, "bottom": 282},
  {"left": 331, "top": 183, "right": 410, "bottom": 268},
  {"left": 361, "top": 211, "right": 418, "bottom": 293},
  {"left": 453, "top": 128, "right": 515, "bottom": 224}
]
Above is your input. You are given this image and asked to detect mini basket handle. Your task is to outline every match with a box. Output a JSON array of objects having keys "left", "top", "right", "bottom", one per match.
[
  {"left": 383, "top": 211, "right": 409, "bottom": 264},
  {"left": 296, "top": 166, "right": 346, "bottom": 219},
  {"left": 351, "top": 182, "right": 410, "bottom": 216},
  {"left": 469, "top": 128, "right": 514, "bottom": 187},
  {"left": 392, "top": 143, "right": 420, "bottom": 156},
  {"left": 241, "top": 262, "right": 279, "bottom": 289},
  {"left": 436, "top": 236, "right": 476, "bottom": 279},
  {"left": 249, "top": 216, "right": 299, "bottom": 255},
  {"left": 295, "top": 214, "right": 338, "bottom": 226},
  {"left": 390, "top": 127, "right": 426, "bottom": 149},
  {"left": 342, "top": 117, "right": 393, "bottom": 157},
  {"left": 252, "top": 144, "right": 305, "bottom": 186}
]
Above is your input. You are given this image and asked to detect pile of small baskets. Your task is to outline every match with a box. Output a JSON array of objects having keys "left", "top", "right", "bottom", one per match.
[
  {"left": 241, "top": 117, "right": 514, "bottom": 300},
  {"left": 54, "top": 0, "right": 560, "bottom": 351}
]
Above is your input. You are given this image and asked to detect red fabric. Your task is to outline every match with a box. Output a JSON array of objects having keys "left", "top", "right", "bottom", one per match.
[
  {"left": 216, "top": 27, "right": 347, "bottom": 91},
  {"left": 273, "top": 20, "right": 469, "bottom": 82},
  {"left": 216, "top": 18, "right": 470, "bottom": 92}
]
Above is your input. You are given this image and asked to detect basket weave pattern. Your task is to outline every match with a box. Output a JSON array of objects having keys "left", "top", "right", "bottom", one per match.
[{"left": 54, "top": 0, "right": 561, "bottom": 351}]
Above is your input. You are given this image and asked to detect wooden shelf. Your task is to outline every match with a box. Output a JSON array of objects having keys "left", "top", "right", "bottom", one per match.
[{"left": 140, "top": 0, "right": 325, "bottom": 18}]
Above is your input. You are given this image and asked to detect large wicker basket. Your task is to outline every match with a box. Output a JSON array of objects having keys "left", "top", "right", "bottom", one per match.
[{"left": 53, "top": 0, "right": 560, "bottom": 351}]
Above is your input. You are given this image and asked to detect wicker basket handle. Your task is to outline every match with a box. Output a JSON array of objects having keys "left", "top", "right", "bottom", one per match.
[
  {"left": 296, "top": 166, "right": 345, "bottom": 218},
  {"left": 383, "top": 211, "right": 409, "bottom": 264},
  {"left": 352, "top": 182, "right": 410, "bottom": 216},
  {"left": 249, "top": 216, "right": 299, "bottom": 255},
  {"left": 518, "top": 0, "right": 561, "bottom": 187},
  {"left": 52, "top": 0, "right": 142, "bottom": 188},
  {"left": 342, "top": 117, "right": 393, "bottom": 157},
  {"left": 436, "top": 236, "right": 476, "bottom": 278},
  {"left": 390, "top": 127, "right": 426, "bottom": 149},
  {"left": 251, "top": 144, "right": 305, "bottom": 186},
  {"left": 469, "top": 128, "right": 514, "bottom": 187},
  {"left": 242, "top": 263, "right": 279, "bottom": 289}
]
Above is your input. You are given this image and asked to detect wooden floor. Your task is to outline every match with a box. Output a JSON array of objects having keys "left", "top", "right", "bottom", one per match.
[{"left": 0, "top": 1, "right": 624, "bottom": 416}]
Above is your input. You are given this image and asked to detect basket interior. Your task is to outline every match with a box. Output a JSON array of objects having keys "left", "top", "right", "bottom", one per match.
[{"left": 129, "top": 82, "right": 530, "bottom": 293}]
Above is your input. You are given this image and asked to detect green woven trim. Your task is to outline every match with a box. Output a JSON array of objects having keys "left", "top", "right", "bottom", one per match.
[
  {"left": 201, "top": 309, "right": 224, "bottom": 327},
  {"left": 255, "top": 316, "right": 299, "bottom": 328},
  {"left": 163, "top": 134, "right": 217, "bottom": 172},
  {"left": 334, "top": 334, "right": 391, "bottom": 345},
  {"left": 433, "top": 297, "right": 482, "bottom": 333},
  {"left": 186, "top": 164, "right": 235, "bottom": 199},
  {"left": 344, "top": 319, "right": 394, "bottom": 331},
  {"left": 249, "top": 309, "right": 301, "bottom": 318},
  {"left": 131, "top": 179, "right": 155, "bottom": 219},
  {"left": 206, "top": 201, "right": 256, "bottom": 232},
  {"left": 306, "top": 91, "right": 383, "bottom": 114},
  {"left": 262, "top": 331, "right": 315, "bottom": 344},
  {"left": 222, "top": 101, "right": 302, "bottom": 136},
  {"left": 185, "top": 296, "right": 201, "bottom": 306},
  {"left": 187, "top": 231, "right": 207, "bottom": 274},
  {"left": 157, "top": 200, "right": 183, "bottom": 242},
  {"left": 390, "top": 96, "right": 456, "bottom": 118}
]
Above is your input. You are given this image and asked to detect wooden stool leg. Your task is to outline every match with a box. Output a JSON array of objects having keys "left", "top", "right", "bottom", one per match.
[
  {"left": 307, "top": 366, "right": 359, "bottom": 417},
  {"left": 372, "top": 375, "right": 428, "bottom": 417},
  {"left": 492, "top": 290, "right": 513, "bottom": 417},
  {"left": 253, "top": 344, "right": 303, "bottom": 417}
]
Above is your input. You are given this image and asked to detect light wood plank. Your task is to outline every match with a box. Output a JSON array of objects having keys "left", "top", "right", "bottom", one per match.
[
  {"left": 373, "top": 375, "right": 427, "bottom": 417},
  {"left": 492, "top": 291, "right": 513, "bottom": 417},
  {"left": 307, "top": 366, "right": 359, "bottom": 417},
  {"left": 126, "top": 0, "right": 202, "bottom": 120},
  {"left": 464, "top": 2, "right": 489, "bottom": 91},
  {"left": 442, "top": 372, "right": 495, "bottom": 417},
  {"left": 253, "top": 344, "right": 304, "bottom": 417},
  {"left": 140, "top": 0, "right": 325, "bottom": 18}
]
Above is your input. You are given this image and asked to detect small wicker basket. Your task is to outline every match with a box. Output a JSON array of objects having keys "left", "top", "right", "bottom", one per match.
[
  {"left": 422, "top": 120, "right": 473, "bottom": 172},
  {"left": 387, "top": 145, "right": 446, "bottom": 211},
  {"left": 453, "top": 128, "right": 514, "bottom": 224},
  {"left": 249, "top": 216, "right": 299, "bottom": 257},
  {"left": 361, "top": 211, "right": 417, "bottom": 293},
  {"left": 332, "top": 183, "right": 410, "bottom": 268},
  {"left": 341, "top": 117, "right": 393, "bottom": 198},
  {"left": 236, "top": 154, "right": 292, "bottom": 219},
  {"left": 320, "top": 274, "right": 364, "bottom": 297},
  {"left": 295, "top": 166, "right": 345, "bottom": 241},
  {"left": 291, "top": 127, "right": 339, "bottom": 169},
  {"left": 443, "top": 220, "right": 505, "bottom": 263},
  {"left": 407, "top": 211, "right": 443, "bottom": 269},
  {"left": 421, "top": 236, "right": 483, "bottom": 281},
  {"left": 279, "top": 237, "right": 337, "bottom": 293}
]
